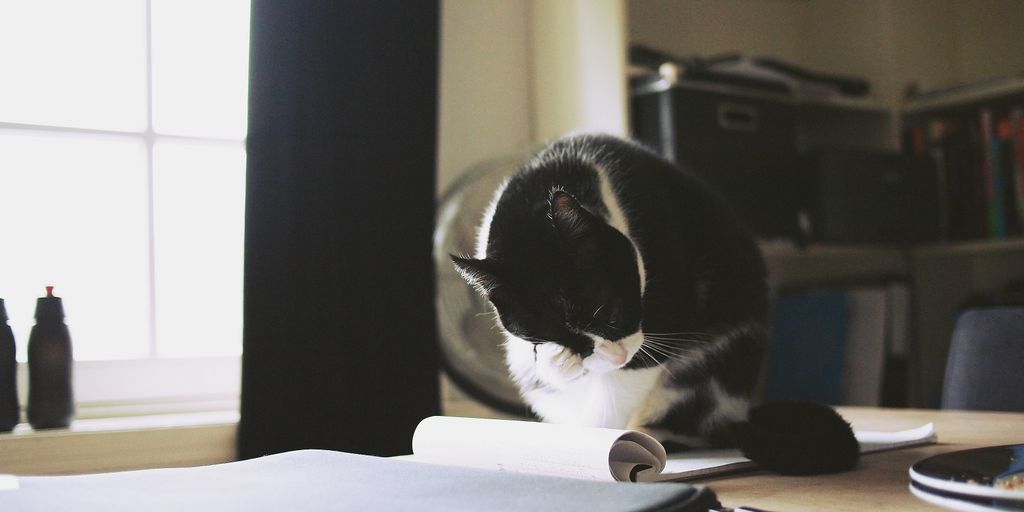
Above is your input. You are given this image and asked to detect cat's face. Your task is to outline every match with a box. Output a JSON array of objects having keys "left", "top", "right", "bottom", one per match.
[{"left": 453, "top": 191, "right": 644, "bottom": 384}]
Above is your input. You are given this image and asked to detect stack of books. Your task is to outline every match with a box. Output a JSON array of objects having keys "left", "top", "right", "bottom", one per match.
[
  {"left": 904, "top": 98, "right": 1024, "bottom": 241},
  {"left": 764, "top": 282, "right": 911, "bottom": 407}
]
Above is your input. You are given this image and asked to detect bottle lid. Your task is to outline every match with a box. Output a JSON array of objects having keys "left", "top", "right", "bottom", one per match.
[
  {"left": 34, "top": 286, "right": 65, "bottom": 321},
  {"left": 0, "top": 298, "right": 7, "bottom": 322}
]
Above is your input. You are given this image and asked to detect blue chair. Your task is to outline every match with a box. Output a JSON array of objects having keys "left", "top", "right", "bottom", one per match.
[{"left": 941, "top": 307, "right": 1024, "bottom": 412}]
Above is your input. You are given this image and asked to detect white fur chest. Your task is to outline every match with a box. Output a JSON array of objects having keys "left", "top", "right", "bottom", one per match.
[{"left": 522, "top": 366, "right": 662, "bottom": 429}]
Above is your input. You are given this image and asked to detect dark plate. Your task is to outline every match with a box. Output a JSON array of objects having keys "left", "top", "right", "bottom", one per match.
[{"left": 910, "top": 445, "right": 1024, "bottom": 501}]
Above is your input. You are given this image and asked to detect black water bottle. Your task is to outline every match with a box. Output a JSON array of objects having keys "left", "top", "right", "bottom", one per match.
[
  {"left": 0, "top": 299, "right": 19, "bottom": 432},
  {"left": 27, "top": 286, "right": 74, "bottom": 429}
]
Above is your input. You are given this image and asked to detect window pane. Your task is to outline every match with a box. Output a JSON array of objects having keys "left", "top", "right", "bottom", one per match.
[
  {"left": 151, "top": 0, "right": 251, "bottom": 139},
  {"left": 0, "top": 131, "right": 151, "bottom": 361},
  {"left": 153, "top": 140, "right": 245, "bottom": 358},
  {"left": 0, "top": 0, "right": 147, "bottom": 131}
]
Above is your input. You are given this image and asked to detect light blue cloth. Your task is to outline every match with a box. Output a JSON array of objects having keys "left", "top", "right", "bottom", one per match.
[{"left": 0, "top": 449, "right": 718, "bottom": 511}]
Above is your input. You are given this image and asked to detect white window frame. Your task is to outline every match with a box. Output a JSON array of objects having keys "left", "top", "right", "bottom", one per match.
[
  {"left": 14, "top": 357, "right": 240, "bottom": 419},
  {"left": 0, "top": 0, "right": 245, "bottom": 418}
]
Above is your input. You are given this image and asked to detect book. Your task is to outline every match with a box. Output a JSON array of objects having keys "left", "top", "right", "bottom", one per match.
[
  {"left": 1011, "top": 107, "right": 1024, "bottom": 231},
  {"left": 981, "top": 108, "right": 1005, "bottom": 238},
  {"left": 881, "top": 282, "right": 911, "bottom": 406},
  {"left": 842, "top": 287, "right": 889, "bottom": 406},
  {"left": 403, "top": 415, "right": 937, "bottom": 483},
  {"left": 764, "top": 290, "right": 847, "bottom": 404},
  {"left": 928, "top": 119, "right": 951, "bottom": 239},
  {"left": 907, "top": 100, "right": 1024, "bottom": 241},
  {"left": 0, "top": 449, "right": 721, "bottom": 512},
  {"left": 997, "top": 118, "right": 1016, "bottom": 235},
  {"left": 765, "top": 284, "right": 914, "bottom": 407}
]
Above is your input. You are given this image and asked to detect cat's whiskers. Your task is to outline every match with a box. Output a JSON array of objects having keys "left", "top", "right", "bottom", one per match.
[
  {"left": 640, "top": 340, "right": 702, "bottom": 361},
  {"left": 641, "top": 337, "right": 706, "bottom": 350},
  {"left": 640, "top": 347, "right": 692, "bottom": 363},
  {"left": 637, "top": 345, "right": 674, "bottom": 376},
  {"left": 638, "top": 331, "right": 712, "bottom": 339},
  {"left": 642, "top": 337, "right": 708, "bottom": 346},
  {"left": 521, "top": 335, "right": 563, "bottom": 345},
  {"left": 642, "top": 330, "right": 711, "bottom": 335},
  {"left": 641, "top": 331, "right": 714, "bottom": 339},
  {"left": 641, "top": 338, "right": 715, "bottom": 354},
  {"left": 638, "top": 344, "right": 680, "bottom": 361}
]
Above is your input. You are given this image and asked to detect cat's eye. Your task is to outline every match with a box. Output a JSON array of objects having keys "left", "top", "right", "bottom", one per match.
[{"left": 606, "top": 300, "right": 625, "bottom": 326}]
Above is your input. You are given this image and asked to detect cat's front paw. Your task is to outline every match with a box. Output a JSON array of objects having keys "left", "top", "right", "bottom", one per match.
[{"left": 534, "top": 343, "right": 585, "bottom": 388}]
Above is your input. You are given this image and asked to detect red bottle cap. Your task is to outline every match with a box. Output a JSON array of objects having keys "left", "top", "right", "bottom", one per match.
[{"left": 34, "top": 286, "right": 65, "bottom": 321}]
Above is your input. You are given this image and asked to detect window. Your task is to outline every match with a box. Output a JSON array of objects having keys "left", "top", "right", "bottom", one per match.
[{"left": 0, "top": 0, "right": 249, "bottom": 412}]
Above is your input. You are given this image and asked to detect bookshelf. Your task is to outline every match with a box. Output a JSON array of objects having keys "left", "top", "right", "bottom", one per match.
[
  {"left": 761, "top": 237, "right": 1024, "bottom": 409},
  {"left": 901, "top": 79, "right": 1024, "bottom": 242},
  {"left": 903, "top": 76, "right": 1024, "bottom": 115},
  {"left": 629, "top": 76, "right": 1023, "bottom": 409},
  {"left": 895, "top": 81, "right": 1024, "bottom": 406},
  {"left": 760, "top": 242, "right": 906, "bottom": 292}
]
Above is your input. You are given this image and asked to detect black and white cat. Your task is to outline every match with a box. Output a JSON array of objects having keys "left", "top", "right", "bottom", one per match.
[
  {"left": 453, "top": 134, "right": 859, "bottom": 473},
  {"left": 453, "top": 133, "right": 765, "bottom": 445}
]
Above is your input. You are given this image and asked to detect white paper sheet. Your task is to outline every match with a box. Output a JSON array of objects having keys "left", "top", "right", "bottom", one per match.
[
  {"left": 856, "top": 423, "right": 937, "bottom": 453},
  {"left": 410, "top": 416, "right": 665, "bottom": 482},
  {"left": 405, "top": 416, "right": 938, "bottom": 482}
]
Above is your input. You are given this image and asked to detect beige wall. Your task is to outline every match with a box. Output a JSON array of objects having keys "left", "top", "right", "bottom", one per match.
[
  {"left": 953, "top": 0, "right": 1024, "bottom": 84},
  {"left": 888, "top": 0, "right": 960, "bottom": 93},
  {"left": 438, "top": 0, "right": 1024, "bottom": 191},
  {"left": 437, "top": 0, "right": 533, "bottom": 195},
  {"left": 437, "top": 0, "right": 627, "bottom": 195},
  {"left": 798, "top": 0, "right": 901, "bottom": 105},
  {"left": 629, "top": 0, "right": 1024, "bottom": 107},
  {"left": 629, "top": 0, "right": 805, "bottom": 62},
  {"left": 530, "top": 0, "right": 628, "bottom": 142}
]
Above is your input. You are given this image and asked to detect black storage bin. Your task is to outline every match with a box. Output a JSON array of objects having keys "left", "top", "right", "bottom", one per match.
[
  {"left": 804, "top": 148, "right": 941, "bottom": 244},
  {"left": 632, "top": 78, "right": 802, "bottom": 238}
]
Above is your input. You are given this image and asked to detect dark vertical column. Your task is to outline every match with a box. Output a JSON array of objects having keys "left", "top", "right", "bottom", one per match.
[{"left": 239, "top": 0, "right": 440, "bottom": 458}]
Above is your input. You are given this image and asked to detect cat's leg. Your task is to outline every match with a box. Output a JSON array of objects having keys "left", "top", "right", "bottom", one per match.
[
  {"left": 533, "top": 342, "right": 585, "bottom": 388},
  {"left": 504, "top": 335, "right": 585, "bottom": 390},
  {"left": 572, "top": 366, "right": 659, "bottom": 429},
  {"left": 641, "top": 386, "right": 719, "bottom": 449}
]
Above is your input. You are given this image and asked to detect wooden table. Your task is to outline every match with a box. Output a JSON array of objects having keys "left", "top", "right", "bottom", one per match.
[{"left": 704, "top": 407, "right": 1024, "bottom": 511}]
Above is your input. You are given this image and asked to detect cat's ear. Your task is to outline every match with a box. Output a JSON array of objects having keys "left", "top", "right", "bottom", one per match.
[
  {"left": 551, "top": 191, "right": 611, "bottom": 274},
  {"left": 550, "top": 191, "right": 599, "bottom": 241},
  {"left": 450, "top": 255, "right": 502, "bottom": 295}
]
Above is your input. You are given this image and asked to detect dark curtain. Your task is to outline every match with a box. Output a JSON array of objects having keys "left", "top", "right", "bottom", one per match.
[{"left": 239, "top": 0, "right": 441, "bottom": 458}]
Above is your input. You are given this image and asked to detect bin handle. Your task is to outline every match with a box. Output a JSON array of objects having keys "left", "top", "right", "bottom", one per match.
[{"left": 717, "top": 102, "right": 760, "bottom": 132}]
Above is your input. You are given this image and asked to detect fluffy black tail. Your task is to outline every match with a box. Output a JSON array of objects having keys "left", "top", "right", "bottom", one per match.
[{"left": 730, "top": 401, "right": 860, "bottom": 475}]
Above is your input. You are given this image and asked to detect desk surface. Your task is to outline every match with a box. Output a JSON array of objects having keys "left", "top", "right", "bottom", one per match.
[{"left": 705, "top": 407, "right": 1024, "bottom": 511}]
